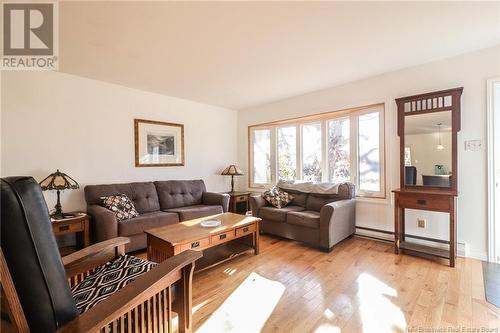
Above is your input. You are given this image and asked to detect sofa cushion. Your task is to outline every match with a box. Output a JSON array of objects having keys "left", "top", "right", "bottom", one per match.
[
  {"left": 259, "top": 205, "right": 304, "bottom": 222},
  {"left": 286, "top": 210, "right": 321, "bottom": 229},
  {"left": 71, "top": 255, "right": 157, "bottom": 314},
  {"left": 155, "top": 180, "right": 206, "bottom": 210},
  {"left": 100, "top": 194, "right": 139, "bottom": 222},
  {"left": 286, "top": 191, "right": 308, "bottom": 207},
  {"left": 306, "top": 194, "right": 338, "bottom": 212},
  {"left": 129, "top": 182, "right": 161, "bottom": 213},
  {"left": 118, "top": 211, "right": 179, "bottom": 236},
  {"left": 165, "top": 204, "right": 222, "bottom": 221},
  {"left": 84, "top": 182, "right": 160, "bottom": 214}
]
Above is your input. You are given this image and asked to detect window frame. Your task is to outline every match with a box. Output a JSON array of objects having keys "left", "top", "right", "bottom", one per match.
[{"left": 248, "top": 103, "right": 386, "bottom": 198}]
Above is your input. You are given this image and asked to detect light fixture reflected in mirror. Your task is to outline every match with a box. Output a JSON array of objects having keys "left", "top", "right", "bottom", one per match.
[{"left": 436, "top": 123, "right": 444, "bottom": 150}]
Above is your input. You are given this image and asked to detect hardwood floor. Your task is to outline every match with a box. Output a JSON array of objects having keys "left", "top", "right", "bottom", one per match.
[{"left": 186, "top": 235, "right": 499, "bottom": 333}]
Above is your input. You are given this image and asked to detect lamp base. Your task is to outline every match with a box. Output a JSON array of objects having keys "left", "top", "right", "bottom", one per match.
[{"left": 52, "top": 189, "right": 65, "bottom": 220}]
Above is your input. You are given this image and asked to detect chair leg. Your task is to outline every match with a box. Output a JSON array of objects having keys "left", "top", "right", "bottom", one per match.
[{"left": 175, "top": 262, "right": 195, "bottom": 333}]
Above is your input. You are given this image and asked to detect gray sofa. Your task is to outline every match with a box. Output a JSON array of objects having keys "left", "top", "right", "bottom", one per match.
[
  {"left": 250, "top": 183, "right": 356, "bottom": 251},
  {"left": 85, "top": 180, "right": 229, "bottom": 252}
]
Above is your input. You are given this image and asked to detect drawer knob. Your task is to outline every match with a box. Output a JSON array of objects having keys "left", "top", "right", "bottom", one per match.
[
  {"left": 417, "top": 199, "right": 427, "bottom": 205},
  {"left": 219, "top": 234, "right": 226, "bottom": 240},
  {"left": 243, "top": 227, "right": 249, "bottom": 232},
  {"left": 59, "top": 225, "right": 70, "bottom": 231},
  {"left": 191, "top": 241, "right": 200, "bottom": 248}
]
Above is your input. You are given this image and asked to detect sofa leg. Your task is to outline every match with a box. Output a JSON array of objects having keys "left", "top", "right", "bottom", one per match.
[{"left": 321, "top": 245, "right": 334, "bottom": 253}]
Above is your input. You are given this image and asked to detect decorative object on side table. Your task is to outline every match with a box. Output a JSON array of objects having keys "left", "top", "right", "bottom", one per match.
[
  {"left": 51, "top": 213, "right": 90, "bottom": 255},
  {"left": 39, "top": 169, "right": 79, "bottom": 219},
  {"left": 134, "top": 118, "right": 185, "bottom": 167},
  {"left": 221, "top": 164, "right": 244, "bottom": 193}
]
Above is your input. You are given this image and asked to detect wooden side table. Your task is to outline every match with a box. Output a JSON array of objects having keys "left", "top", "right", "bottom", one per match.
[
  {"left": 51, "top": 213, "right": 90, "bottom": 255},
  {"left": 225, "top": 192, "right": 251, "bottom": 215}
]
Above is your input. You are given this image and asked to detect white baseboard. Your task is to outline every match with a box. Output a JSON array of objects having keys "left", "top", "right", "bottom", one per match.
[{"left": 355, "top": 227, "right": 487, "bottom": 261}]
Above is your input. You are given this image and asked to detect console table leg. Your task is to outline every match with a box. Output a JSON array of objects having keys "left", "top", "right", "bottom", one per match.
[
  {"left": 394, "top": 202, "right": 400, "bottom": 254},
  {"left": 449, "top": 198, "right": 456, "bottom": 267}
]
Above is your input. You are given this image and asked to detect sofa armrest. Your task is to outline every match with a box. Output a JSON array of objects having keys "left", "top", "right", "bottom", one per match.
[
  {"left": 87, "top": 204, "right": 118, "bottom": 243},
  {"left": 249, "top": 195, "right": 267, "bottom": 217},
  {"left": 202, "top": 192, "right": 230, "bottom": 212},
  {"left": 319, "top": 199, "right": 356, "bottom": 250}
]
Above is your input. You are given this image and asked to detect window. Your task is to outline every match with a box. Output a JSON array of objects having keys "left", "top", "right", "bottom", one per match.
[
  {"left": 277, "top": 126, "right": 297, "bottom": 181},
  {"left": 249, "top": 104, "right": 385, "bottom": 198},
  {"left": 358, "top": 112, "right": 381, "bottom": 192},
  {"left": 328, "top": 117, "right": 350, "bottom": 183},
  {"left": 252, "top": 129, "right": 271, "bottom": 185},
  {"left": 301, "top": 123, "right": 322, "bottom": 182}
]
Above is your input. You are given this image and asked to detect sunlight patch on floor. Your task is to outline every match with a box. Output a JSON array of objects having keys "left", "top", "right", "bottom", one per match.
[
  {"left": 357, "top": 273, "right": 407, "bottom": 332},
  {"left": 196, "top": 272, "right": 285, "bottom": 333},
  {"left": 313, "top": 323, "right": 342, "bottom": 333},
  {"left": 223, "top": 267, "right": 237, "bottom": 276}
]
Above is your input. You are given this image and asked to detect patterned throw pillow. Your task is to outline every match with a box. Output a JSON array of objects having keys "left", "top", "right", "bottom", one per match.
[
  {"left": 100, "top": 194, "right": 139, "bottom": 222},
  {"left": 71, "top": 255, "right": 157, "bottom": 313},
  {"left": 262, "top": 187, "right": 294, "bottom": 209}
]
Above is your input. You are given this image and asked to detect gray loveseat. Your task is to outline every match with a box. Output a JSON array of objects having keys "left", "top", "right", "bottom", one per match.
[
  {"left": 85, "top": 180, "right": 229, "bottom": 252},
  {"left": 250, "top": 183, "right": 356, "bottom": 251}
]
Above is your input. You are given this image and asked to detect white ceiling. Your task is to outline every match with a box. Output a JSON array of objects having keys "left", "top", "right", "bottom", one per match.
[{"left": 59, "top": 1, "right": 500, "bottom": 110}]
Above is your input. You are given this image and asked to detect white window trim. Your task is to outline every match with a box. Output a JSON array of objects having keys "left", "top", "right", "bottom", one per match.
[{"left": 248, "top": 104, "right": 386, "bottom": 199}]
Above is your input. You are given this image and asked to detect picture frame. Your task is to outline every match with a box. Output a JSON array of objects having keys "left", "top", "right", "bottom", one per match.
[{"left": 134, "top": 119, "right": 185, "bottom": 167}]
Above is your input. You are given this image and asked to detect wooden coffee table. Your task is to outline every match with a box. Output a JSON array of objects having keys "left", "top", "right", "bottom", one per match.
[{"left": 146, "top": 213, "right": 261, "bottom": 270}]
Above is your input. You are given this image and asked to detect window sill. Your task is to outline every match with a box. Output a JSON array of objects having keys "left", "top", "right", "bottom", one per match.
[{"left": 355, "top": 196, "right": 390, "bottom": 205}]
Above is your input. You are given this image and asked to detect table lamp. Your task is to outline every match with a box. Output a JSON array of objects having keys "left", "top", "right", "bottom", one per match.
[
  {"left": 221, "top": 164, "right": 243, "bottom": 193},
  {"left": 39, "top": 169, "right": 79, "bottom": 219}
]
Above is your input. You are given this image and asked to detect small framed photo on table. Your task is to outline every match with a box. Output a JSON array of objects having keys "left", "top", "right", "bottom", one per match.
[{"left": 134, "top": 119, "right": 185, "bottom": 167}]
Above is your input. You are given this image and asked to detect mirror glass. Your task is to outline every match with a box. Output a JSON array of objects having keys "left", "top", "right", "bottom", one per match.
[{"left": 404, "top": 111, "right": 452, "bottom": 187}]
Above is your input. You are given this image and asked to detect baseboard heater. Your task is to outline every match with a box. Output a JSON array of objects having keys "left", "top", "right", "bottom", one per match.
[{"left": 354, "top": 226, "right": 466, "bottom": 257}]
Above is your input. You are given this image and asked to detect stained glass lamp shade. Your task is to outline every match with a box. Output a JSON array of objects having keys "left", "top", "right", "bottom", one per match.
[
  {"left": 39, "top": 169, "right": 79, "bottom": 219},
  {"left": 221, "top": 165, "right": 244, "bottom": 193}
]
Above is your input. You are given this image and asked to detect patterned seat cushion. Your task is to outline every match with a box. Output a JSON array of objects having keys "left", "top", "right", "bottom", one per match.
[{"left": 71, "top": 255, "right": 157, "bottom": 314}]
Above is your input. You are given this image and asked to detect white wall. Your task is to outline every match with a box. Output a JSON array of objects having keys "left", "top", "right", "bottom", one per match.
[
  {"left": 1, "top": 71, "right": 238, "bottom": 212},
  {"left": 237, "top": 46, "right": 500, "bottom": 260}
]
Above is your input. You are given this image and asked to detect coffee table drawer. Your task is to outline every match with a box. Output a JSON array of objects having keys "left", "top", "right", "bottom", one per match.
[
  {"left": 180, "top": 237, "right": 210, "bottom": 251},
  {"left": 211, "top": 230, "right": 236, "bottom": 246},
  {"left": 236, "top": 224, "right": 256, "bottom": 237}
]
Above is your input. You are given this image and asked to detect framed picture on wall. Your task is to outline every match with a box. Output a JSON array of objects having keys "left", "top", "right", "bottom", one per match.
[{"left": 134, "top": 119, "right": 185, "bottom": 167}]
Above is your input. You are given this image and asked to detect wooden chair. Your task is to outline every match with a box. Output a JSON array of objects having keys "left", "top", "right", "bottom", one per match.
[{"left": 0, "top": 176, "right": 201, "bottom": 333}]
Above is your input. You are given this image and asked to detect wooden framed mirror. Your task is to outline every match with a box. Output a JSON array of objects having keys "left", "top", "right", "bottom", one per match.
[{"left": 396, "top": 87, "right": 463, "bottom": 194}]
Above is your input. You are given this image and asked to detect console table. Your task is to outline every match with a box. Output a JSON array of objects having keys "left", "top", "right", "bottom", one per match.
[
  {"left": 394, "top": 87, "right": 462, "bottom": 267},
  {"left": 393, "top": 188, "right": 457, "bottom": 267}
]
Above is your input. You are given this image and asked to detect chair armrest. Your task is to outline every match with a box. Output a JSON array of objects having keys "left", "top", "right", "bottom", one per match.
[
  {"left": 62, "top": 237, "right": 130, "bottom": 267},
  {"left": 87, "top": 204, "right": 118, "bottom": 243},
  {"left": 249, "top": 195, "right": 267, "bottom": 217},
  {"left": 202, "top": 192, "right": 230, "bottom": 212},
  {"left": 319, "top": 199, "right": 356, "bottom": 249},
  {"left": 57, "top": 250, "right": 203, "bottom": 333}
]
